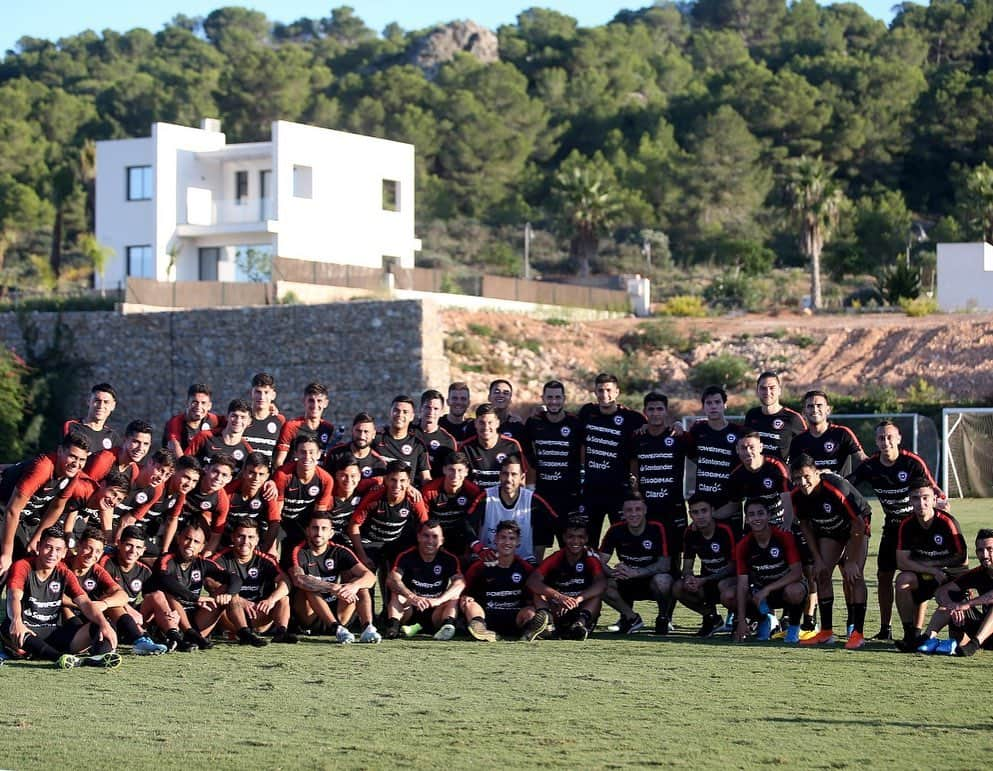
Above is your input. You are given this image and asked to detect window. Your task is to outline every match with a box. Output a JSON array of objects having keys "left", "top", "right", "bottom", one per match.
[
  {"left": 199, "top": 247, "right": 220, "bottom": 281},
  {"left": 127, "top": 166, "right": 152, "bottom": 201},
  {"left": 235, "top": 170, "right": 248, "bottom": 205},
  {"left": 126, "top": 245, "right": 154, "bottom": 278},
  {"left": 293, "top": 164, "right": 312, "bottom": 198},
  {"left": 382, "top": 179, "right": 399, "bottom": 212}
]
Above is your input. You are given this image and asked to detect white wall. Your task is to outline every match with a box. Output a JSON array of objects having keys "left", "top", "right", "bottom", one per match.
[
  {"left": 272, "top": 121, "right": 418, "bottom": 269},
  {"left": 937, "top": 242, "right": 993, "bottom": 311}
]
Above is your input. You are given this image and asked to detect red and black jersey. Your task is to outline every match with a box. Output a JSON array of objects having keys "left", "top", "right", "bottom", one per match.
[
  {"left": 744, "top": 406, "right": 807, "bottom": 460},
  {"left": 330, "top": 483, "right": 372, "bottom": 535},
  {"left": 439, "top": 415, "right": 474, "bottom": 444},
  {"left": 7, "top": 560, "right": 84, "bottom": 628},
  {"left": 414, "top": 426, "right": 458, "bottom": 478},
  {"left": 162, "top": 412, "right": 219, "bottom": 452},
  {"left": 0, "top": 453, "right": 78, "bottom": 528},
  {"left": 179, "top": 486, "right": 230, "bottom": 534},
  {"left": 115, "top": 481, "right": 164, "bottom": 525},
  {"left": 421, "top": 477, "right": 483, "bottom": 555},
  {"left": 524, "top": 412, "right": 582, "bottom": 501},
  {"left": 392, "top": 546, "right": 461, "bottom": 598},
  {"left": 241, "top": 414, "right": 286, "bottom": 467},
  {"left": 274, "top": 467, "right": 334, "bottom": 524},
  {"left": 292, "top": 542, "right": 360, "bottom": 586},
  {"left": 577, "top": 403, "right": 646, "bottom": 490},
  {"left": 323, "top": 442, "right": 387, "bottom": 480},
  {"left": 154, "top": 553, "right": 236, "bottom": 607},
  {"left": 84, "top": 450, "right": 139, "bottom": 484},
  {"left": 64, "top": 419, "right": 119, "bottom": 454},
  {"left": 373, "top": 430, "right": 430, "bottom": 478},
  {"left": 792, "top": 473, "right": 871, "bottom": 540},
  {"left": 99, "top": 552, "right": 152, "bottom": 603},
  {"left": 186, "top": 429, "right": 253, "bottom": 474},
  {"left": 276, "top": 418, "right": 336, "bottom": 459},
  {"left": 848, "top": 450, "right": 939, "bottom": 531},
  {"left": 62, "top": 476, "right": 104, "bottom": 532},
  {"left": 69, "top": 561, "right": 118, "bottom": 602},
  {"left": 225, "top": 482, "right": 280, "bottom": 525},
  {"left": 897, "top": 512, "right": 967, "bottom": 567},
  {"left": 686, "top": 421, "right": 747, "bottom": 505},
  {"left": 139, "top": 487, "right": 185, "bottom": 537},
  {"left": 629, "top": 428, "right": 690, "bottom": 516},
  {"left": 213, "top": 548, "right": 283, "bottom": 601},
  {"left": 351, "top": 487, "right": 428, "bottom": 546},
  {"left": 464, "top": 557, "right": 533, "bottom": 614},
  {"left": 461, "top": 435, "right": 527, "bottom": 489},
  {"left": 790, "top": 424, "right": 864, "bottom": 476},
  {"left": 599, "top": 521, "right": 668, "bottom": 568},
  {"left": 954, "top": 567, "right": 993, "bottom": 608},
  {"left": 535, "top": 549, "right": 604, "bottom": 597},
  {"left": 683, "top": 522, "right": 736, "bottom": 578},
  {"left": 735, "top": 527, "right": 801, "bottom": 587},
  {"left": 724, "top": 457, "right": 792, "bottom": 524}
]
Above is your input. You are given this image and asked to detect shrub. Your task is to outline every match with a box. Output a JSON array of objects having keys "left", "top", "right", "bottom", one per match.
[
  {"left": 545, "top": 317, "right": 569, "bottom": 327},
  {"left": 899, "top": 296, "right": 939, "bottom": 317},
  {"left": 619, "top": 320, "right": 688, "bottom": 354},
  {"left": 593, "top": 354, "right": 658, "bottom": 394},
  {"left": 689, "top": 354, "right": 751, "bottom": 391},
  {"left": 657, "top": 295, "right": 708, "bottom": 317}
]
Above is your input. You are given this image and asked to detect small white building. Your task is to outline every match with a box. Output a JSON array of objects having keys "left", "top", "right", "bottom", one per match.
[
  {"left": 95, "top": 119, "right": 419, "bottom": 288},
  {"left": 936, "top": 242, "right": 993, "bottom": 311}
]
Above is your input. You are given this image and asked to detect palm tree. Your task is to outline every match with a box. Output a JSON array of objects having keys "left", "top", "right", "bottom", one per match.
[
  {"left": 553, "top": 155, "right": 623, "bottom": 277},
  {"left": 782, "top": 156, "right": 845, "bottom": 310}
]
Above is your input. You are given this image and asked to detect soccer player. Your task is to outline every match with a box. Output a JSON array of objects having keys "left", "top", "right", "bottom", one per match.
[
  {"left": 161, "top": 453, "right": 235, "bottom": 555},
  {"left": 528, "top": 520, "right": 607, "bottom": 641},
  {"left": 186, "top": 398, "right": 255, "bottom": 474},
  {"left": 686, "top": 385, "right": 746, "bottom": 508},
  {"left": 58, "top": 468, "right": 132, "bottom": 545},
  {"left": 327, "top": 453, "right": 374, "bottom": 544},
  {"left": 2, "top": 526, "right": 121, "bottom": 668},
  {"left": 373, "top": 394, "right": 431, "bottom": 483},
  {"left": 384, "top": 518, "right": 464, "bottom": 640},
  {"left": 719, "top": 432, "right": 794, "bottom": 534},
  {"left": 240, "top": 372, "right": 285, "bottom": 468},
  {"left": 462, "top": 403, "right": 528, "bottom": 489},
  {"left": 416, "top": 389, "right": 458, "bottom": 479},
  {"left": 598, "top": 492, "right": 671, "bottom": 635},
  {"left": 733, "top": 499, "right": 808, "bottom": 644},
  {"left": 162, "top": 382, "right": 218, "bottom": 456},
  {"left": 743, "top": 371, "right": 806, "bottom": 460},
  {"left": 917, "top": 529, "right": 993, "bottom": 656},
  {"left": 143, "top": 517, "right": 240, "bottom": 652},
  {"left": 421, "top": 450, "right": 482, "bottom": 563},
  {"left": 323, "top": 412, "right": 387, "bottom": 481},
  {"left": 214, "top": 518, "right": 295, "bottom": 645},
  {"left": 790, "top": 390, "right": 866, "bottom": 475},
  {"left": 0, "top": 432, "right": 90, "bottom": 578},
  {"left": 225, "top": 451, "right": 280, "bottom": 552},
  {"left": 273, "top": 382, "right": 335, "bottom": 468},
  {"left": 578, "top": 372, "right": 646, "bottom": 543},
  {"left": 134, "top": 455, "right": 201, "bottom": 561},
  {"left": 467, "top": 455, "right": 557, "bottom": 566},
  {"left": 113, "top": 447, "right": 175, "bottom": 542},
  {"left": 524, "top": 380, "right": 582, "bottom": 523},
  {"left": 893, "top": 480, "right": 968, "bottom": 651},
  {"left": 486, "top": 379, "right": 527, "bottom": 444},
  {"left": 439, "top": 381, "right": 474, "bottom": 443},
  {"left": 790, "top": 455, "right": 872, "bottom": 649},
  {"left": 271, "top": 434, "right": 334, "bottom": 560},
  {"left": 63, "top": 382, "right": 120, "bottom": 453},
  {"left": 85, "top": 419, "right": 153, "bottom": 483},
  {"left": 848, "top": 419, "right": 942, "bottom": 639},
  {"left": 673, "top": 494, "right": 737, "bottom": 637},
  {"left": 461, "top": 520, "right": 542, "bottom": 641}
]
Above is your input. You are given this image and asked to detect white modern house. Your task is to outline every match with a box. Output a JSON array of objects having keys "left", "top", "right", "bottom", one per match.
[{"left": 94, "top": 119, "right": 420, "bottom": 288}]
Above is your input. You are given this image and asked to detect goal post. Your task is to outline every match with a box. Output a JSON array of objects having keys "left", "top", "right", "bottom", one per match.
[{"left": 942, "top": 408, "right": 993, "bottom": 498}]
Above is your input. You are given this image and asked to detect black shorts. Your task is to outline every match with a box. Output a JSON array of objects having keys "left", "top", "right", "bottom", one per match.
[
  {"left": 877, "top": 528, "right": 900, "bottom": 573},
  {"left": 2, "top": 617, "right": 84, "bottom": 656},
  {"left": 909, "top": 574, "right": 940, "bottom": 605},
  {"left": 557, "top": 605, "right": 599, "bottom": 633},
  {"left": 752, "top": 581, "right": 808, "bottom": 611},
  {"left": 616, "top": 576, "right": 660, "bottom": 604},
  {"left": 405, "top": 607, "right": 443, "bottom": 633},
  {"left": 485, "top": 609, "right": 523, "bottom": 637},
  {"left": 951, "top": 606, "right": 993, "bottom": 648}
]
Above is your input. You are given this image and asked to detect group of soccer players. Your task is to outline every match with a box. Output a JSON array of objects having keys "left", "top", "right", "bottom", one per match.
[{"left": 1, "top": 368, "right": 991, "bottom": 669}]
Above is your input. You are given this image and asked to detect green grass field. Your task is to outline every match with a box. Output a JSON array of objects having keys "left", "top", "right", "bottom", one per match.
[{"left": 3, "top": 502, "right": 993, "bottom": 769}]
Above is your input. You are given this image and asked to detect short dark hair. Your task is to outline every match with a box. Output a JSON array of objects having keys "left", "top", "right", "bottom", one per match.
[
  {"left": 391, "top": 394, "right": 415, "bottom": 410},
  {"left": 148, "top": 448, "right": 176, "bottom": 469},
  {"left": 700, "top": 385, "right": 727, "bottom": 404},
  {"left": 332, "top": 453, "right": 360, "bottom": 472},
  {"left": 209, "top": 452, "right": 237, "bottom": 473},
  {"left": 175, "top": 455, "right": 202, "bottom": 475},
  {"left": 444, "top": 451, "right": 470, "bottom": 468},
  {"left": 543, "top": 380, "right": 565, "bottom": 394},
  {"left": 79, "top": 526, "right": 105, "bottom": 545},
  {"left": 789, "top": 454, "right": 818, "bottom": 473},
  {"left": 385, "top": 460, "right": 411, "bottom": 476},
  {"left": 304, "top": 382, "right": 328, "bottom": 397},
  {"left": 419, "top": 518, "right": 443, "bottom": 532},
  {"left": 489, "top": 379, "right": 513, "bottom": 394},
  {"left": 739, "top": 431, "right": 762, "bottom": 444},
  {"left": 251, "top": 372, "right": 275, "bottom": 389},
  {"left": 352, "top": 411, "right": 376, "bottom": 426},
  {"left": 420, "top": 389, "right": 445, "bottom": 406},
  {"left": 292, "top": 432, "right": 320, "bottom": 451},
  {"left": 447, "top": 381, "right": 470, "bottom": 394},
  {"left": 39, "top": 526, "right": 68, "bottom": 545},
  {"left": 495, "top": 520, "right": 521, "bottom": 537},
  {"left": 120, "top": 525, "right": 146, "bottom": 543},
  {"left": 500, "top": 454, "right": 523, "bottom": 470},
  {"left": 102, "top": 469, "right": 133, "bottom": 495},
  {"left": 595, "top": 373, "right": 619, "bottom": 386},
  {"left": 475, "top": 403, "right": 497, "bottom": 419},
  {"left": 62, "top": 431, "right": 90, "bottom": 453},
  {"left": 180, "top": 516, "right": 208, "bottom": 539},
  {"left": 91, "top": 382, "right": 117, "bottom": 401},
  {"left": 907, "top": 477, "right": 935, "bottom": 493},
  {"left": 188, "top": 383, "right": 212, "bottom": 398},
  {"left": 756, "top": 371, "right": 780, "bottom": 386},
  {"left": 125, "top": 419, "right": 154, "bottom": 438},
  {"left": 687, "top": 492, "right": 714, "bottom": 508},
  {"left": 227, "top": 398, "right": 251, "bottom": 415},
  {"left": 622, "top": 489, "right": 645, "bottom": 505},
  {"left": 643, "top": 391, "right": 668, "bottom": 408},
  {"left": 233, "top": 518, "right": 261, "bottom": 533},
  {"left": 976, "top": 528, "right": 993, "bottom": 543},
  {"left": 744, "top": 497, "right": 769, "bottom": 513},
  {"left": 876, "top": 419, "right": 899, "bottom": 431},
  {"left": 802, "top": 390, "right": 829, "bottom": 405},
  {"left": 241, "top": 451, "right": 270, "bottom": 472}
]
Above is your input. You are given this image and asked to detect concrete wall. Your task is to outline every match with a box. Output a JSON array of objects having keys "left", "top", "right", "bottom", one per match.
[
  {"left": 937, "top": 242, "right": 993, "bottom": 311},
  {"left": 0, "top": 300, "right": 449, "bottom": 436}
]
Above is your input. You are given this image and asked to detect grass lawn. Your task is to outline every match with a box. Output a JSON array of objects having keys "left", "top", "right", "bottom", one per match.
[{"left": 2, "top": 501, "right": 993, "bottom": 769}]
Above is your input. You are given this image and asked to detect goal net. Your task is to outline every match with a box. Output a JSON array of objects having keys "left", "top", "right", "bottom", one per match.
[{"left": 943, "top": 408, "right": 993, "bottom": 498}]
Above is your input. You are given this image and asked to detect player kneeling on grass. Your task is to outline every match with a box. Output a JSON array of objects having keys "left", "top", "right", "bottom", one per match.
[
  {"left": 527, "top": 519, "right": 607, "bottom": 641},
  {"left": 917, "top": 529, "right": 993, "bottom": 656},
  {"left": 143, "top": 517, "right": 241, "bottom": 652},
  {"left": 733, "top": 500, "right": 808, "bottom": 644},
  {"left": 384, "top": 519, "right": 464, "bottom": 641},
  {"left": 214, "top": 518, "right": 296, "bottom": 646},
  {"left": 790, "top": 456, "right": 871, "bottom": 650},
  {"left": 673, "top": 494, "right": 737, "bottom": 637},
  {"left": 461, "top": 519, "right": 543, "bottom": 641},
  {"left": 597, "top": 492, "right": 671, "bottom": 635},
  {"left": 289, "top": 511, "right": 380, "bottom": 644},
  {"left": 893, "top": 480, "right": 969, "bottom": 652},
  {"left": 2, "top": 526, "right": 121, "bottom": 669}
]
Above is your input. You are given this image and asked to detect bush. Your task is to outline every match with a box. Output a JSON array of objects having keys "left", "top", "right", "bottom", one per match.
[
  {"left": 657, "top": 295, "right": 708, "bottom": 317},
  {"left": 619, "top": 320, "right": 688, "bottom": 355},
  {"left": 703, "top": 274, "right": 765, "bottom": 311},
  {"left": 0, "top": 347, "right": 28, "bottom": 462},
  {"left": 594, "top": 354, "right": 658, "bottom": 394},
  {"left": 899, "top": 296, "right": 939, "bottom": 317},
  {"left": 689, "top": 354, "right": 751, "bottom": 391}
]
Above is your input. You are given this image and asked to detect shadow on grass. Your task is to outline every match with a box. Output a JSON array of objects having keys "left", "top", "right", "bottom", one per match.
[{"left": 764, "top": 716, "right": 993, "bottom": 731}]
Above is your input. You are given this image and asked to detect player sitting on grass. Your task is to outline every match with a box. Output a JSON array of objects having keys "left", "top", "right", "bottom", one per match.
[
  {"left": 527, "top": 519, "right": 607, "bottom": 641},
  {"left": 460, "top": 519, "right": 541, "bottom": 641},
  {"left": 384, "top": 519, "right": 464, "bottom": 641},
  {"left": 733, "top": 499, "right": 808, "bottom": 644},
  {"left": 597, "top": 491, "right": 671, "bottom": 635},
  {"left": 98, "top": 525, "right": 168, "bottom": 654},
  {"left": 289, "top": 511, "right": 379, "bottom": 644},
  {"left": 2, "top": 526, "right": 121, "bottom": 669},
  {"left": 917, "top": 528, "right": 993, "bottom": 656},
  {"left": 673, "top": 493, "right": 737, "bottom": 637}
]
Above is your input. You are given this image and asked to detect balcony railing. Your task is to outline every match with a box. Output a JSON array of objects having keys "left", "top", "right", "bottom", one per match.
[{"left": 184, "top": 188, "right": 274, "bottom": 226}]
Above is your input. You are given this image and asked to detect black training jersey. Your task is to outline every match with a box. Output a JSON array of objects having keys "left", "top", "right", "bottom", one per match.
[
  {"left": 415, "top": 426, "right": 458, "bottom": 479},
  {"left": 462, "top": 436, "right": 527, "bottom": 489},
  {"left": 524, "top": 412, "right": 582, "bottom": 500},
  {"left": 292, "top": 542, "right": 360, "bottom": 586},
  {"left": 744, "top": 407, "right": 806, "bottom": 460},
  {"left": 323, "top": 442, "right": 388, "bottom": 480},
  {"left": 724, "top": 457, "right": 792, "bottom": 525},
  {"left": 683, "top": 522, "right": 737, "bottom": 578},
  {"left": 421, "top": 478, "right": 483, "bottom": 555},
  {"left": 599, "top": 521, "right": 668, "bottom": 567},
  {"left": 735, "top": 527, "right": 801, "bottom": 587},
  {"left": 897, "top": 512, "right": 968, "bottom": 567},
  {"left": 848, "top": 450, "right": 939, "bottom": 530},
  {"left": 373, "top": 431, "right": 430, "bottom": 478},
  {"left": 392, "top": 547, "right": 461, "bottom": 598},
  {"left": 630, "top": 429, "right": 690, "bottom": 513},
  {"left": 214, "top": 548, "right": 282, "bottom": 601},
  {"left": 790, "top": 424, "right": 864, "bottom": 476},
  {"left": 464, "top": 557, "right": 533, "bottom": 614},
  {"left": 578, "top": 403, "right": 646, "bottom": 493},
  {"left": 241, "top": 414, "right": 285, "bottom": 467},
  {"left": 7, "top": 560, "right": 83, "bottom": 628},
  {"left": 687, "top": 421, "right": 746, "bottom": 505},
  {"left": 99, "top": 552, "right": 152, "bottom": 603},
  {"left": 791, "top": 473, "right": 871, "bottom": 540},
  {"left": 535, "top": 550, "right": 604, "bottom": 596}
]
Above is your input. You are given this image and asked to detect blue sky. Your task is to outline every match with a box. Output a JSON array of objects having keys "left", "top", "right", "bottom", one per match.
[{"left": 7, "top": 1, "right": 901, "bottom": 54}]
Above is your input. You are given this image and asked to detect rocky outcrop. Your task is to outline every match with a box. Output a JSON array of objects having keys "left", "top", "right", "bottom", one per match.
[{"left": 408, "top": 21, "right": 499, "bottom": 79}]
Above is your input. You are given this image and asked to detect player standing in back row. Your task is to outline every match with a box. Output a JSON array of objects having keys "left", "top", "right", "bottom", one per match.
[{"left": 744, "top": 372, "right": 806, "bottom": 461}]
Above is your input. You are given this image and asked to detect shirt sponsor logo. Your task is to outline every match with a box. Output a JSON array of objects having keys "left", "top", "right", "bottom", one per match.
[
  {"left": 561, "top": 426, "right": 571, "bottom": 437},
  {"left": 248, "top": 567, "right": 259, "bottom": 578},
  {"left": 308, "top": 485, "right": 320, "bottom": 496},
  {"left": 770, "top": 547, "right": 780, "bottom": 558},
  {"left": 136, "top": 492, "right": 148, "bottom": 504},
  {"left": 250, "top": 499, "right": 262, "bottom": 510},
  {"left": 433, "top": 564, "right": 442, "bottom": 575}
]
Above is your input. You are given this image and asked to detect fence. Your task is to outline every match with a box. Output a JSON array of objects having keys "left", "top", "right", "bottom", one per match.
[{"left": 125, "top": 278, "right": 273, "bottom": 308}]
